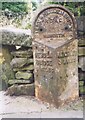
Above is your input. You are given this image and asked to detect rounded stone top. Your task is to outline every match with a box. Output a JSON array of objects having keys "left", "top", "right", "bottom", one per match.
[{"left": 32, "top": 4, "right": 77, "bottom": 40}]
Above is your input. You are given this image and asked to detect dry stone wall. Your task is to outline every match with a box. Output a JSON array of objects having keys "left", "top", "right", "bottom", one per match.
[
  {"left": 0, "top": 27, "right": 34, "bottom": 96},
  {"left": 76, "top": 16, "right": 85, "bottom": 96},
  {"left": 78, "top": 38, "right": 85, "bottom": 96}
]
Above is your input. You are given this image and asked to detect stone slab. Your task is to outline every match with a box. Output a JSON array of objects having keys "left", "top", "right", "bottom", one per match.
[
  {"left": 8, "top": 79, "right": 32, "bottom": 85},
  {"left": 13, "top": 64, "right": 34, "bottom": 71},
  {"left": 78, "top": 47, "right": 85, "bottom": 56},
  {"left": 0, "top": 27, "right": 32, "bottom": 47},
  {"left": 15, "top": 71, "right": 33, "bottom": 80},
  {"left": 6, "top": 84, "right": 35, "bottom": 96},
  {"left": 10, "top": 58, "right": 27, "bottom": 68},
  {"left": 78, "top": 38, "right": 85, "bottom": 47},
  {"left": 78, "top": 56, "right": 85, "bottom": 71},
  {"left": 11, "top": 50, "right": 33, "bottom": 58}
]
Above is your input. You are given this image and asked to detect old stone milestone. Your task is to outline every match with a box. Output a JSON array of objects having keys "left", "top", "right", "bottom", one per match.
[{"left": 32, "top": 5, "right": 78, "bottom": 107}]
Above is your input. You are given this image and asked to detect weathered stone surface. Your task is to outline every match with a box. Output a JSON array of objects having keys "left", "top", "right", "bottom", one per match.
[
  {"left": 8, "top": 79, "right": 32, "bottom": 85},
  {"left": 78, "top": 38, "right": 85, "bottom": 47},
  {"left": 15, "top": 71, "right": 32, "bottom": 80},
  {"left": 78, "top": 72, "right": 85, "bottom": 80},
  {"left": 0, "top": 27, "right": 32, "bottom": 47},
  {"left": 79, "top": 81, "right": 84, "bottom": 86},
  {"left": 78, "top": 47, "right": 85, "bottom": 56},
  {"left": 27, "top": 59, "right": 33, "bottom": 64},
  {"left": 11, "top": 50, "right": 33, "bottom": 58},
  {"left": 2, "top": 62, "right": 15, "bottom": 80},
  {"left": 0, "top": 64, "right": 8, "bottom": 90},
  {"left": 79, "top": 86, "right": 85, "bottom": 94},
  {"left": 0, "top": 62, "right": 15, "bottom": 90},
  {"left": 10, "top": 58, "right": 27, "bottom": 68},
  {"left": 32, "top": 5, "right": 78, "bottom": 107},
  {"left": 6, "top": 84, "right": 35, "bottom": 96},
  {"left": 13, "top": 64, "right": 34, "bottom": 71},
  {"left": 76, "top": 16, "right": 85, "bottom": 35},
  {"left": 2, "top": 46, "right": 13, "bottom": 64},
  {"left": 79, "top": 57, "right": 85, "bottom": 71}
]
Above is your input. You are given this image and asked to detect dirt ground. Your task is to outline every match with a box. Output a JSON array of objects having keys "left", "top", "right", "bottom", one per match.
[{"left": 0, "top": 91, "right": 83, "bottom": 119}]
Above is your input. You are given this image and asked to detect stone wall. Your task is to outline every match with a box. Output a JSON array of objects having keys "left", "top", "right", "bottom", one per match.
[
  {"left": 76, "top": 16, "right": 85, "bottom": 96},
  {"left": 76, "top": 16, "right": 85, "bottom": 37},
  {"left": 78, "top": 38, "right": 85, "bottom": 96},
  {"left": 0, "top": 27, "right": 34, "bottom": 96}
]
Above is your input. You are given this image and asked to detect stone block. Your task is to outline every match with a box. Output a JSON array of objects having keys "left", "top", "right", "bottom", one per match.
[
  {"left": 79, "top": 86, "right": 85, "bottom": 94},
  {"left": 78, "top": 72, "right": 85, "bottom": 80},
  {"left": 78, "top": 57, "right": 85, "bottom": 71},
  {"left": 15, "top": 71, "right": 33, "bottom": 80},
  {"left": 78, "top": 47, "right": 85, "bottom": 56},
  {"left": 13, "top": 64, "right": 34, "bottom": 71},
  {"left": 0, "top": 27, "right": 32, "bottom": 47},
  {"left": 10, "top": 58, "right": 27, "bottom": 68},
  {"left": 2, "top": 46, "right": 12, "bottom": 64},
  {"left": 8, "top": 79, "right": 33, "bottom": 85},
  {"left": 11, "top": 50, "right": 33, "bottom": 58},
  {"left": 79, "top": 81, "right": 84, "bottom": 86},
  {"left": 78, "top": 38, "right": 85, "bottom": 47},
  {"left": 2, "top": 62, "right": 15, "bottom": 80},
  {"left": 6, "top": 84, "right": 35, "bottom": 96}
]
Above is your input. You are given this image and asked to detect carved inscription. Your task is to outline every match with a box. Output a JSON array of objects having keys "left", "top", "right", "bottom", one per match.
[
  {"left": 34, "top": 7, "right": 74, "bottom": 39},
  {"left": 33, "top": 41, "right": 55, "bottom": 82},
  {"left": 33, "top": 5, "right": 78, "bottom": 107},
  {"left": 35, "top": 47, "right": 53, "bottom": 71}
]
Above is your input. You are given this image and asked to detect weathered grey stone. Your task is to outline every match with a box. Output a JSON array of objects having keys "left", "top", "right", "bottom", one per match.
[
  {"left": 32, "top": 5, "right": 78, "bottom": 108},
  {"left": 27, "top": 59, "right": 33, "bottom": 64},
  {"left": 0, "top": 64, "right": 8, "bottom": 90},
  {"left": 2, "top": 62, "right": 15, "bottom": 80},
  {"left": 76, "top": 16, "right": 85, "bottom": 34},
  {"left": 79, "top": 57, "right": 85, "bottom": 71},
  {"left": 8, "top": 79, "right": 32, "bottom": 85},
  {"left": 78, "top": 72, "right": 85, "bottom": 80},
  {"left": 2, "top": 46, "right": 13, "bottom": 64},
  {"left": 0, "top": 27, "right": 32, "bottom": 47},
  {"left": 15, "top": 71, "right": 33, "bottom": 80},
  {"left": 6, "top": 84, "right": 35, "bottom": 96},
  {"left": 0, "top": 63, "right": 15, "bottom": 90},
  {"left": 79, "top": 81, "right": 84, "bottom": 86},
  {"left": 78, "top": 47, "right": 85, "bottom": 56},
  {"left": 11, "top": 50, "right": 33, "bottom": 58},
  {"left": 78, "top": 38, "right": 85, "bottom": 47},
  {"left": 13, "top": 64, "right": 34, "bottom": 71},
  {"left": 10, "top": 58, "right": 27, "bottom": 68}
]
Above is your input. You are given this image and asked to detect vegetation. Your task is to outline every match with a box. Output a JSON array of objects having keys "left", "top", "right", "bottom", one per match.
[
  {"left": 2, "top": 2, "right": 28, "bottom": 13},
  {"left": 1, "top": 2, "right": 85, "bottom": 16},
  {"left": 45, "top": 2, "right": 85, "bottom": 16}
]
